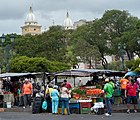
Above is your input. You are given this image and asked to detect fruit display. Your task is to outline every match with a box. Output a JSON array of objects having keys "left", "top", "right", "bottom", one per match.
[{"left": 86, "top": 89, "right": 103, "bottom": 97}]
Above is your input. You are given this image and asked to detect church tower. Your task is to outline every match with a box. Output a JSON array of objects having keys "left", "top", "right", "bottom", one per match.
[
  {"left": 21, "top": 6, "right": 41, "bottom": 35},
  {"left": 64, "top": 12, "right": 73, "bottom": 30}
]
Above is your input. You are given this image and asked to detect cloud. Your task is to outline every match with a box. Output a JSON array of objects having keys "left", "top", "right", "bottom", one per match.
[{"left": 0, "top": 0, "right": 140, "bottom": 34}]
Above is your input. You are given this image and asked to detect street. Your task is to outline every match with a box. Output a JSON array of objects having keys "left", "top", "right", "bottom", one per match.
[{"left": 0, "top": 112, "right": 140, "bottom": 120}]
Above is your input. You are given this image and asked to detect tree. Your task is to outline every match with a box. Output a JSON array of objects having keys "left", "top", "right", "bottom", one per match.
[
  {"left": 125, "top": 58, "right": 140, "bottom": 72},
  {"left": 14, "top": 26, "right": 68, "bottom": 62},
  {"left": 70, "top": 23, "right": 102, "bottom": 69},
  {"left": 101, "top": 10, "right": 139, "bottom": 60},
  {"left": 10, "top": 56, "right": 70, "bottom": 73}
]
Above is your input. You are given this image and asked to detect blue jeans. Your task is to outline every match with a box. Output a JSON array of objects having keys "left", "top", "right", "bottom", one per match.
[
  {"left": 105, "top": 97, "right": 112, "bottom": 114},
  {"left": 61, "top": 98, "right": 70, "bottom": 115},
  {"left": 23, "top": 94, "right": 31, "bottom": 107},
  {"left": 52, "top": 98, "right": 59, "bottom": 113}
]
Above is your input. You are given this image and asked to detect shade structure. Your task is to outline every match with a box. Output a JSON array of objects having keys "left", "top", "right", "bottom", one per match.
[
  {"left": 125, "top": 71, "right": 139, "bottom": 76},
  {"left": 55, "top": 69, "right": 126, "bottom": 77},
  {"left": 55, "top": 70, "right": 91, "bottom": 77},
  {"left": 0, "top": 72, "right": 48, "bottom": 78}
]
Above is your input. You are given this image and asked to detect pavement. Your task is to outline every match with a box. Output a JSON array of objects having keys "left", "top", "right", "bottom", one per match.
[
  {"left": 2, "top": 103, "right": 140, "bottom": 113},
  {"left": 0, "top": 112, "right": 140, "bottom": 120},
  {"left": 1, "top": 98, "right": 140, "bottom": 113}
]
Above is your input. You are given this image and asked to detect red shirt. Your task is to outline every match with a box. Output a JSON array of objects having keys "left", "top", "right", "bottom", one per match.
[
  {"left": 65, "top": 82, "right": 72, "bottom": 89},
  {"left": 126, "top": 82, "right": 138, "bottom": 96}
]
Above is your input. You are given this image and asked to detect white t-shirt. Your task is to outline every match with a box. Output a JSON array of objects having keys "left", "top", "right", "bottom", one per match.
[{"left": 61, "top": 87, "right": 69, "bottom": 98}]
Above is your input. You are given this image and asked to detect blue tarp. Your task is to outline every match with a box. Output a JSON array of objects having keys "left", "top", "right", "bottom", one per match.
[{"left": 125, "top": 71, "right": 140, "bottom": 76}]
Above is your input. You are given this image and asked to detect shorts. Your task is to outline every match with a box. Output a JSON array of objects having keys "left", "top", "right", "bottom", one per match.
[{"left": 127, "top": 96, "right": 137, "bottom": 104}]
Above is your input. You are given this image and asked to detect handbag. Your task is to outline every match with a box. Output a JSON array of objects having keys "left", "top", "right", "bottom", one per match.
[{"left": 42, "top": 100, "right": 47, "bottom": 110}]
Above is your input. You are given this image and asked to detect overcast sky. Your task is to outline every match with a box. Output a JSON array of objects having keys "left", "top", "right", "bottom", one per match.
[{"left": 0, "top": 0, "right": 140, "bottom": 35}]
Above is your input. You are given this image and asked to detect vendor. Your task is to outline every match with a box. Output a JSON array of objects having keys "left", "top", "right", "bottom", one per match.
[{"left": 78, "top": 79, "right": 83, "bottom": 87}]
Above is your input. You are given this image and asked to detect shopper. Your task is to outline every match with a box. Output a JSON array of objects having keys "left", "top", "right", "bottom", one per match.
[
  {"left": 45, "top": 84, "right": 53, "bottom": 113},
  {"left": 62, "top": 80, "right": 72, "bottom": 90},
  {"left": 50, "top": 85, "right": 59, "bottom": 114},
  {"left": 120, "top": 76, "right": 131, "bottom": 104},
  {"left": 125, "top": 79, "right": 138, "bottom": 113},
  {"left": 60, "top": 83, "right": 70, "bottom": 115},
  {"left": 103, "top": 78, "right": 114, "bottom": 116},
  {"left": 22, "top": 78, "right": 33, "bottom": 108}
]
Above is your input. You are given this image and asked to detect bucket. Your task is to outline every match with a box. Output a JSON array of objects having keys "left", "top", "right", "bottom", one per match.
[{"left": 7, "top": 102, "right": 11, "bottom": 108}]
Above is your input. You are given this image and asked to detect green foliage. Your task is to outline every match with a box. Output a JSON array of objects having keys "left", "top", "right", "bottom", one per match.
[
  {"left": 125, "top": 58, "right": 140, "bottom": 72},
  {"left": 10, "top": 56, "right": 70, "bottom": 73},
  {"left": 14, "top": 26, "right": 68, "bottom": 62}
]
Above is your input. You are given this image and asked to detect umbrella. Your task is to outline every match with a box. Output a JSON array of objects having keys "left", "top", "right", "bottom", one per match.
[{"left": 125, "top": 71, "right": 137, "bottom": 76}]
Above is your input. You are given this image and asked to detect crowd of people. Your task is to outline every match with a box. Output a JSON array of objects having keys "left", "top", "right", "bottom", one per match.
[
  {"left": 17, "top": 78, "right": 72, "bottom": 115},
  {"left": 103, "top": 75, "right": 140, "bottom": 116},
  {"left": 1, "top": 74, "right": 140, "bottom": 116}
]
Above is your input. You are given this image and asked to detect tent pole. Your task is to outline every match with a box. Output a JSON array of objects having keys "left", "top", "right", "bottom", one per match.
[{"left": 74, "top": 76, "right": 76, "bottom": 87}]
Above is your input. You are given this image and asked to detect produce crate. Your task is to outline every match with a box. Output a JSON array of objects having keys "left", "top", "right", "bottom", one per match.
[
  {"left": 80, "top": 108, "right": 91, "bottom": 114},
  {"left": 96, "top": 98, "right": 103, "bottom": 102},
  {"left": 70, "top": 108, "right": 80, "bottom": 114},
  {"left": 69, "top": 102, "right": 80, "bottom": 109},
  {"left": 58, "top": 108, "right": 67, "bottom": 114},
  {"left": 92, "top": 98, "right": 96, "bottom": 103},
  {"left": 80, "top": 102, "right": 91, "bottom": 108}
]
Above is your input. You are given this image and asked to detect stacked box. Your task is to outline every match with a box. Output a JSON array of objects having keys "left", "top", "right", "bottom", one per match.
[
  {"left": 58, "top": 108, "right": 67, "bottom": 114},
  {"left": 69, "top": 102, "right": 80, "bottom": 114},
  {"left": 80, "top": 102, "right": 91, "bottom": 108},
  {"left": 80, "top": 102, "right": 91, "bottom": 114},
  {"left": 92, "top": 98, "right": 96, "bottom": 103},
  {"left": 80, "top": 108, "right": 91, "bottom": 114},
  {"left": 70, "top": 108, "right": 80, "bottom": 114},
  {"left": 96, "top": 98, "right": 103, "bottom": 102},
  {"left": 69, "top": 102, "right": 80, "bottom": 108}
]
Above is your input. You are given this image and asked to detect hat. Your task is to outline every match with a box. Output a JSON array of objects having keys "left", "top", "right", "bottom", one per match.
[
  {"left": 137, "top": 78, "right": 140, "bottom": 83},
  {"left": 25, "top": 78, "right": 29, "bottom": 81},
  {"left": 53, "top": 85, "right": 58, "bottom": 89},
  {"left": 105, "top": 78, "right": 109, "bottom": 82}
]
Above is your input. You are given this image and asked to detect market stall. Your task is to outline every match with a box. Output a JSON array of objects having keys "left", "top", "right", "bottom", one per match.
[
  {"left": 54, "top": 69, "right": 126, "bottom": 114},
  {"left": 0, "top": 72, "right": 44, "bottom": 108}
]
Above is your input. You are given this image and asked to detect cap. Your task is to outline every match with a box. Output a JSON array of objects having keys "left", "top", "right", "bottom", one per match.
[
  {"left": 105, "top": 78, "right": 109, "bottom": 82},
  {"left": 53, "top": 85, "right": 58, "bottom": 89},
  {"left": 25, "top": 78, "right": 29, "bottom": 81}
]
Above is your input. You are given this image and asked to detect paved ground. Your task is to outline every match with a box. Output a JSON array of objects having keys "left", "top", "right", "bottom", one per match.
[{"left": 0, "top": 112, "right": 140, "bottom": 120}]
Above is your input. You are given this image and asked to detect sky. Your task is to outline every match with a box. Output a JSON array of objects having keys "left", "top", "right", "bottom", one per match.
[{"left": 0, "top": 0, "right": 140, "bottom": 35}]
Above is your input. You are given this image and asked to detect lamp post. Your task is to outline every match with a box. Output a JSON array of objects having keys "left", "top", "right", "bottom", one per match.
[
  {"left": 118, "top": 43, "right": 126, "bottom": 71},
  {"left": 0, "top": 34, "right": 15, "bottom": 73}
]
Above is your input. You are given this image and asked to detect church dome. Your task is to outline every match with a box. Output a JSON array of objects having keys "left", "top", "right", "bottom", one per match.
[
  {"left": 64, "top": 12, "right": 73, "bottom": 29},
  {"left": 25, "top": 6, "right": 37, "bottom": 24}
]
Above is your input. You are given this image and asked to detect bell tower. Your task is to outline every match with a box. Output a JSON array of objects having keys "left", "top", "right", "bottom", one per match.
[{"left": 21, "top": 6, "right": 41, "bottom": 35}]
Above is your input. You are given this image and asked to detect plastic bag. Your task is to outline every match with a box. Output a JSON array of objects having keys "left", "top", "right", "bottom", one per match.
[{"left": 42, "top": 100, "right": 47, "bottom": 110}]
